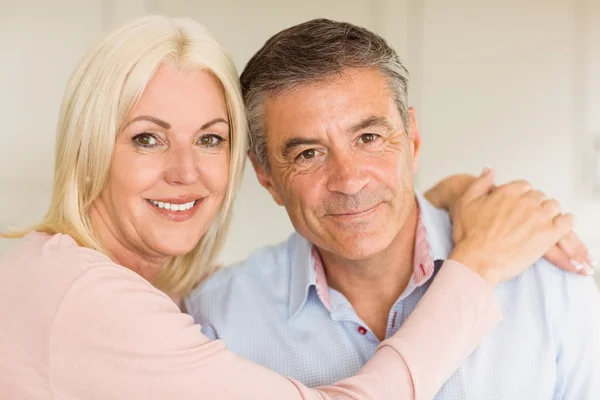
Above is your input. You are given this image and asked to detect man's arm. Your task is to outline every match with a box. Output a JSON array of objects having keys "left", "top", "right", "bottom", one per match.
[{"left": 553, "top": 271, "right": 600, "bottom": 399}]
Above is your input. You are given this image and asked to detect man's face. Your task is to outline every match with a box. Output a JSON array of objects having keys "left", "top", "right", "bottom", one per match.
[{"left": 253, "top": 68, "right": 421, "bottom": 260}]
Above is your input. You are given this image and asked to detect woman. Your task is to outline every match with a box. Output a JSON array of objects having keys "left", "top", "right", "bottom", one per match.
[{"left": 0, "top": 15, "right": 586, "bottom": 399}]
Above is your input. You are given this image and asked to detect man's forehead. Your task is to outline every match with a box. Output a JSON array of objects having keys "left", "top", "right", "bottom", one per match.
[{"left": 262, "top": 70, "right": 397, "bottom": 139}]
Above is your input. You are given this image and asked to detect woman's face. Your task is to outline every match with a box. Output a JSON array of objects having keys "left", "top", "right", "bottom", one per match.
[{"left": 93, "top": 64, "right": 230, "bottom": 264}]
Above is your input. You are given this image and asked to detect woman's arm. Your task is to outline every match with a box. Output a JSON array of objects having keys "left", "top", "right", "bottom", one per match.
[
  {"left": 49, "top": 260, "right": 498, "bottom": 400},
  {"left": 424, "top": 169, "right": 595, "bottom": 275},
  {"left": 48, "top": 170, "right": 573, "bottom": 400}
]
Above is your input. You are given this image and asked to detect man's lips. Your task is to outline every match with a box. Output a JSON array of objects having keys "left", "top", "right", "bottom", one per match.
[{"left": 326, "top": 203, "right": 380, "bottom": 218}]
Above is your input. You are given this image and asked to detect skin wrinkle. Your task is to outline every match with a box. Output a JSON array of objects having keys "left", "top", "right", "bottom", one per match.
[
  {"left": 275, "top": 125, "right": 405, "bottom": 218},
  {"left": 248, "top": 68, "right": 409, "bottom": 170}
]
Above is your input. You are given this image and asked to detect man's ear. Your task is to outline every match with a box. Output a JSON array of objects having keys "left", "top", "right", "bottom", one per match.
[
  {"left": 408, "top": 107, "right": 422, "bottom": 173},
  {"left": 249, "top": 151, "right": 284, "bottom": 206}
]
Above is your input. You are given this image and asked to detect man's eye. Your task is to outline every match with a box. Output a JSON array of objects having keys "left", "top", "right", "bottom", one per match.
[
  {"left": 358, "top": 133, "right": 377, "bottom": 144},
  {"left": 132, "top": 133, "right": 158, "bottom": 147},
  {"left": 299, "top": 149, "right": 316, "bottom": 160}
]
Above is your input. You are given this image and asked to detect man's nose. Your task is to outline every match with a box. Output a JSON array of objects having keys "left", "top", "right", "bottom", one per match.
[{"left": 326, "top": 152, "right": 368, "bottom": 196}]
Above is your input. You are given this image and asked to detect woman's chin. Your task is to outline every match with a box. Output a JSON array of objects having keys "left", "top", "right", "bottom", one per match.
[{"left": 151, "top": 235, "right": 203, "bottom": 257}]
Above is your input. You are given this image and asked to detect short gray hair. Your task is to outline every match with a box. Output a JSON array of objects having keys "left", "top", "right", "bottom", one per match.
[{"left": 240, "top": 18, "right": 410, "bottom": 170}]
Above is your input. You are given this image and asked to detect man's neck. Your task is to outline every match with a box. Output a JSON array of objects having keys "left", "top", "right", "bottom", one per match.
[{"left": 318, "top": 201, "right": 419, "bottom": 341}]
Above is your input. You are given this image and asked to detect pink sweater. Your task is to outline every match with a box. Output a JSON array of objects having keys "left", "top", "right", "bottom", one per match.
[{"left": 0, "top": 232, "right": 501, "bottom": 399}]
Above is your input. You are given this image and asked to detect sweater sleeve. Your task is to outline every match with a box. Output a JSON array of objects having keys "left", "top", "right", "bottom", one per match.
[{"left": 48, "top": 260, "right": 501, "bottom": 400}]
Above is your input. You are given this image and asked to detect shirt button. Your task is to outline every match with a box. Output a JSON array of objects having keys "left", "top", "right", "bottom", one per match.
[{"left": 357, "top": 326, "right": 367, "bottom": 335}]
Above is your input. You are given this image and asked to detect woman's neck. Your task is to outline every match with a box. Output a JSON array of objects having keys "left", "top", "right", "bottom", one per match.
[{"left": 89, "top": 204, "right": 168, "bottom": 284}]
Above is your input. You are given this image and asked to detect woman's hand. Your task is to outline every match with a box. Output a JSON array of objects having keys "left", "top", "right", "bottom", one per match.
[{"left": 427, "top": 169, "right": 596, "bottom": 277}]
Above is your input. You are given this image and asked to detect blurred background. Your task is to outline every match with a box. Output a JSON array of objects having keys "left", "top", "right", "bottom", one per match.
[{"left": 1, "top": 0, "right": 599, "bottom": 276}]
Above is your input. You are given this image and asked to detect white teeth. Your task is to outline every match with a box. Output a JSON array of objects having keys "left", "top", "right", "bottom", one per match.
[{"left": 149, "top": 199, "right": 196, "bottom": 211}]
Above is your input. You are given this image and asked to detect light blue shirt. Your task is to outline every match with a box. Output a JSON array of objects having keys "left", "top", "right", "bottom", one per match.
[{"left": 185, "top": 196, "right": 600, "bottom": 399}]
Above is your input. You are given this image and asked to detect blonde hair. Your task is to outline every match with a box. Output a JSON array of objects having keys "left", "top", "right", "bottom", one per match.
[{"left": 2, "top": 16, "right": 247, "bottom": 295}]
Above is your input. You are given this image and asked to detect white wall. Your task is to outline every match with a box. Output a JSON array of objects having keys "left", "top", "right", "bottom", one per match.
[
  {"left": 0, "top": 0, "right": 105, "bottom": 250},
  {"left": 579, "top": 0, "right": 600, "bottom": 269},
  {"left": 1, "top": 0, "right": 598, "bottom": 272},
  {"left": 413, "top": 0, "right": 600, "bottom": 268}
]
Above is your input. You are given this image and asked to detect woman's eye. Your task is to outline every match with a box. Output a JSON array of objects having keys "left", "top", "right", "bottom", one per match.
[
  {"left": 132, "top": 133, "right": 158, "bottom": 147},
  {"left": 358, "top": 133, "right": 377, "bottom": 144},
  {"left": 199, "top": 134, "right": 224, "bottom": 147},
  {"left": 299, "top": 149, "right": 316, "bottom": 160}
]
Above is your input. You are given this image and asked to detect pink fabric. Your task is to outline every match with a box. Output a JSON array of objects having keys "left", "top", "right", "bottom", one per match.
[
  {"left": 313, "top": 247, "right": 333, "bottom": 311},
  {"left": 0, "top": 232, "right": 502, "bottom": 400},
  {"left": 412, "top": 212, "right": 435, "bottom": 285},
  {"left": 312, "top": 208, "right": 435, "bottom": 311}
]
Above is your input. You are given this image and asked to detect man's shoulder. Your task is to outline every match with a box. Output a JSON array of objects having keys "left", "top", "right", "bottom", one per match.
[
  {"left": 198, "top": 233, "right": 299, "bottom": 292},
  {"left": 185, "top": 233, "right": 302, "bottom": 315},
  {"left": 513, "top": 258, "right": 596, "bottom": 290},
  {"left": 497, "top": 258, "right": 599, "bottom": 320}
]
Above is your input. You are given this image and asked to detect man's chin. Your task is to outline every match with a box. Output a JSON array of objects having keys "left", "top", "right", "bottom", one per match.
[{"left": 327, "top": 234, "right": 392, "bottom": 261}]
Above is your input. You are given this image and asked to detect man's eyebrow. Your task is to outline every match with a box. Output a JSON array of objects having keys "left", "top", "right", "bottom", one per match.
[
  {"left": 281, "top": 138, "right": 323, "bottom": 158},
  {"left": 349, "top": 115, "right": 395, "bottom": 134}
]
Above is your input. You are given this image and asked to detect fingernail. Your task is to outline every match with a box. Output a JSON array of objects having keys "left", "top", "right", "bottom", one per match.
[
  {"left": 570, "top": 260, "right": 584, "bottom": 271},
  {"left": 585, "top": 267, "right": 595, "bottom": 276},
  {"left": 481, "top": 165, "right": 493, "bottom": 175}
]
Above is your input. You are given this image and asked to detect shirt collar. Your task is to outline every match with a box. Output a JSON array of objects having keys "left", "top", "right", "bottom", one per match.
[
  {"left": 415, "top": 192, "right": 454, "bottom": 261},
  {"left": 288, "top": 233, "right": 317, "bottom": 320},
  {"left": 287, "top": 193, "right": 455, "bottom": 320}
]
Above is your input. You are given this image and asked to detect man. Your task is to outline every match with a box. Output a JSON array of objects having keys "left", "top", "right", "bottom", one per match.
[{"left": 186, "top": 19, "right": 599, "bottom": 398}]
